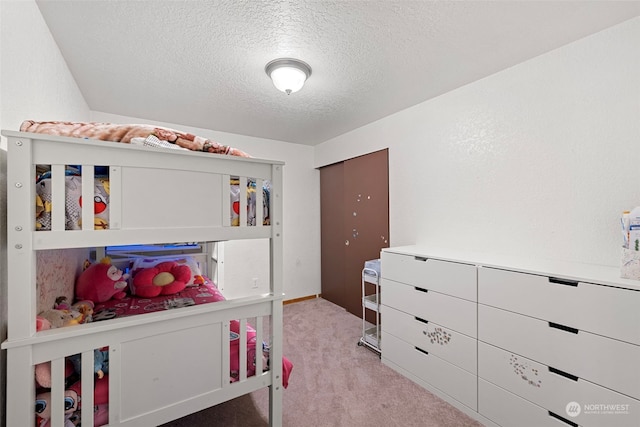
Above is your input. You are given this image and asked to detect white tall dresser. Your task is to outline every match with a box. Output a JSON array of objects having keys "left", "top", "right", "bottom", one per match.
[{"left": 380, "top": 245, "right": 640, "bottom": 427}]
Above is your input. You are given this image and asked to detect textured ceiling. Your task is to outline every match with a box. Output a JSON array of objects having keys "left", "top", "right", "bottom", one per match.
[{"left": 36, "top": 0, "right": 640, "bottom": 145}]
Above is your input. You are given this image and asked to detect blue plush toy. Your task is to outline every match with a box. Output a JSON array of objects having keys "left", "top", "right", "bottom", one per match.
[{"left": 69, "top": 348, "right": 109, "bottom": 379}]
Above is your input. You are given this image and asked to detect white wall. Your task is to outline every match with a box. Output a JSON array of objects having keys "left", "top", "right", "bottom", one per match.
[
  {"left": 91, "top": 112, "right": 320, "bottom": 301},
  {"left": 0, "top": 1, "right": 91, "bottom": 426},
  {"left": 315, "top": 17, "right": 640, "bottom": 268},
  {"left": 0, "top": 0, "right": 90, "bottom": 150}
]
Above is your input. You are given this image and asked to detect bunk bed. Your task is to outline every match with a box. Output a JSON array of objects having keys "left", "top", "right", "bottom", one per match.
[{"left": 1, "top": 128, "right": 287, "bottom": 427}]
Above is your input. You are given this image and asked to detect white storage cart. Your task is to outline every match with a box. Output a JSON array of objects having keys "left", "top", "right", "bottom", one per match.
[{"left": 358, "top": 259, "right": 381, "bottom": 355}]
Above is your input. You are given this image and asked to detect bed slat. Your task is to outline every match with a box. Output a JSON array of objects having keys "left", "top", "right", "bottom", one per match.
[
  {"left": 256, "top": 178, "right": 264, "bottom": 228},
  {"left": 50, "top": 357, "right": 66, "bottom": 427},
  {"left": 239, "top": 176, "right": 248, "bottom": 227},
  {"left": 239, "top": 319, "right": 247, "bottom": 381},
  {"left": 222, "top": 321, "right": 231, "bottom": 389},
  {"left": 81, "top": 349, "right": 95, "bottom": 427},
  {"left": 51, "top": 164, "right": 66, "bottom": 231},
  {"left": 81, "top": 165, "right": 95, "bottom": 231},
  {"left": 109, "top": 166, "right": 122, "bottom": 230},
  {"left": 255, "top": 316, "right": 264, "bottom": 374},
  {"left": 109, "top": 345, "right": 121, "bottom": 425},
  {"left": 222, "top": 174, "right": 231, "bottom": 227}
]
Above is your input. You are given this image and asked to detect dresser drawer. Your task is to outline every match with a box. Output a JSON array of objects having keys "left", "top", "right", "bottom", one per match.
[
  {"left": 382, "top": 278, "right": 477, "bottom": 337},
  {"left": 478, "top": 266, "right": 640, "bottom": 345},
  {"left": 381, "top": 252, "right": 476, "bottom": 301},
  {"left": 479, "top": 341, "right": 640, "bottom": 427},
  {"left": 479, "top": 379, "right": 578, "bottom": 427},
  {"left": 383, "top": 305, "right": 477, "bottom": 374},
  {"left": 479, "top": 304, "right": 640, "bottom": 399},
  {"left": 382, "top": 332, "right": 477, "bottom": 410}
]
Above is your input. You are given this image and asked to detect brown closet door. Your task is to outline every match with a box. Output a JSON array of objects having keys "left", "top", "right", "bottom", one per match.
[
  {"left": 320, "top": 149, "right": 389, "bottom": 318},
  {"left": 343, "top": 149, "right": 389, "bottom": 317},
  {"left": 320, "top": 161, "right": 346, "bottom": 308}
]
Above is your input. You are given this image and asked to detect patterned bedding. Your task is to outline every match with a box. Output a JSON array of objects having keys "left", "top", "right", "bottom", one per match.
[{"left": 20, "top": 120, "right": 251, "bottom": 157}]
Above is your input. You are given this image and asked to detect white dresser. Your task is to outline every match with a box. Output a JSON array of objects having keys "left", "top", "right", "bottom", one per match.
[
  {"left": 380, "top": 246, "right": 640, "bottom": 427},
  {"left": 380, "top": 250, "right": 479, "bottom": 412}
]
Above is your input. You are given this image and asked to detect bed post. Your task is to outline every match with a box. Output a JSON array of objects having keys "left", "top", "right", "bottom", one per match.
[
  {"left": 5, "top": 136, "right": 37, "bottom": 340},
  {"left": 0, "top": 146, "right": 6, "bottom": 427},
  {"left": 269, "top": 163, "right": 284, "bottom": 426},
  {"left": 4, "top": 136, "right": 38, "bottom": 425}
]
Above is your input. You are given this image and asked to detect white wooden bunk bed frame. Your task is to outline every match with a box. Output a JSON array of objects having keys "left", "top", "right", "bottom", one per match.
[{"left": 1, "top": 130, "right": 285, "bottom": 427}]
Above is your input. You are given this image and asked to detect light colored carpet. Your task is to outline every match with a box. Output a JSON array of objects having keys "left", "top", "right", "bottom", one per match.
[{"left": 162, "top": 297, "right": 483, "bottom": 427}]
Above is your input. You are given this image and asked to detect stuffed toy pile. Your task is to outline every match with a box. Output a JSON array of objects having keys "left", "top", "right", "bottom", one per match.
[{"left": 33, "top": 256, "right": 201, "bottom": 425}]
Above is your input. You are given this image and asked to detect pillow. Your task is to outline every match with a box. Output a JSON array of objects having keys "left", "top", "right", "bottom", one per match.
[{"left": 130, "top": 256, "right": 204, "bottom": 286}]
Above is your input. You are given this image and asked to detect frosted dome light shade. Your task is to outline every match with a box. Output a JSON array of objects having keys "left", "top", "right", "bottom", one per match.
[
  {"left": 270, "top": 67, "right": 307, "bottom": 94},
  {"left": 265, "top": 58, "right": 312, "bottom": 95}
]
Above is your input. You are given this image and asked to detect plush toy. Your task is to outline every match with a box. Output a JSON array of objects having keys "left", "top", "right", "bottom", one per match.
[
  {"left": 54, "top": 296, "right": 71, "bottom": 311},
  {"left": 69, "top": 348, "right": 109, "bottom": 379},
  {"left": 35, "top": 386, "right": 80, "bottom": 427},
  {"left": 34, "top": 358, "right": 75, "bottom": 389},
  {"left": 34, "top": 309, "right": 84, "bottom": 389},
  {"left": 36, "top": 316, "right": 52, "bottom": 332},
  {"left": 38, "top": 309, "right": 80, "bottom": 329},
  {"left": 76, "top": 258, "right": 128, "bottom": 303},
  {"left": 130, "top": 261, "right": 191, "bottom": 298},
  {"left": 71, "top": 300, "right": 95, "bottom": 324},
  {"left": 35, "top": 376, "right": 109, "bottom": 427}
]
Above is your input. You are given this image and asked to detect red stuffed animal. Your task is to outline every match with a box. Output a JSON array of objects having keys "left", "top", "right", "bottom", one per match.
[
  {"left": 76, "top": 258, "right": 128, "bottom": 303},
  {"left": 131, "top": 261, "right": 191, "bottom": 298}
]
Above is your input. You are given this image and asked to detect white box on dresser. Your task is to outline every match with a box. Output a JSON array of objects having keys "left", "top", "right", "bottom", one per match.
[{"left": 380, "top": 245, "right": 640, "bottom": 427}]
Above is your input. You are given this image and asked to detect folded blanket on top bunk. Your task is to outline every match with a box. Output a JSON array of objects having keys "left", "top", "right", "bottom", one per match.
[{"left": 20, "top": 120, "right": 251, "bottom": 157}]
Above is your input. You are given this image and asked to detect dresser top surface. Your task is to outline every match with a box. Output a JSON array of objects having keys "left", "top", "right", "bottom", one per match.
[{"left": 383, "top": 245, "right": 640, "bottom": 291}]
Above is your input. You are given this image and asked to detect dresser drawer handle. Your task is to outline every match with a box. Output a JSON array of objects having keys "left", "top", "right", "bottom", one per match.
[
  {"left": 548, "top": 410, "right": 578, "bottom": 427},
  {"left": 414, "top": 256, "right": 428, "bottom": 262},
  {"left": 548, "top": 366, "right": 579, "bottom": 381},
  {"left": 414, "top": 346, "right": 429, "bottom": 356},
  {"left": 548, "top": 322, "right": 579, "bottom": 334},
  {"left": 414, "top": 287, "right": 428, "bottom": 293},
  {"left": 548, "top": 277, "right": 578, "bottom": 287},
  {"left": 414, "top": 316, "right": 429, "bottom": 325}
]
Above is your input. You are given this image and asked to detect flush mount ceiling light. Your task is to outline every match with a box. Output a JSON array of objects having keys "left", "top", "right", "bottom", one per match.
[{"left": 265, "top": 58, "right": 312, "bottom": 95}]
